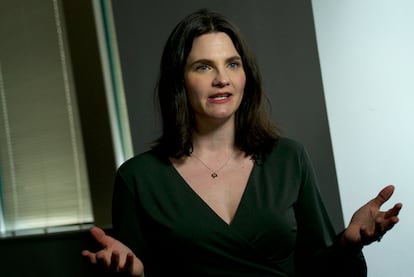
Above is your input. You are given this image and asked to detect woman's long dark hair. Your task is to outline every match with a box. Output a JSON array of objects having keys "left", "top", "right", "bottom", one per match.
[{"left": 154, "top": 9, "right": 280, "bottom": 159}]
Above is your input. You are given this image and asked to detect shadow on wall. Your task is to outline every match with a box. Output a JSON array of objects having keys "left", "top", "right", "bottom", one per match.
[{"left": 0, "top": 228, "right": 113, "bottom": 276}]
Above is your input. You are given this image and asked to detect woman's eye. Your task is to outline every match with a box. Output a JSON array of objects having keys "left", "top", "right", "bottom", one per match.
[
  {"left": 228, "top": 61, "right": 241, "bottom": 69},
  {"left": 195, "top": 64, "right": 210, "bottom": 71}
]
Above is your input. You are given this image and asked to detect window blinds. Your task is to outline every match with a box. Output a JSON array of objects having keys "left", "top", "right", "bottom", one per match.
[{"left": 0, "top": 0, "right": 93, "bottom": 236}]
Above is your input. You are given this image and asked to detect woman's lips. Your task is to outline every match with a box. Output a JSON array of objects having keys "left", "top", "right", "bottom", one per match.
[{"left": 208, "top": 93, "right": 232, "bottom": 103}]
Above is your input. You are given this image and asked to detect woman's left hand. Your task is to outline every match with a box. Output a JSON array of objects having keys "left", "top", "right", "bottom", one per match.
[{"left": 341, "top": 185, "right": 402, "bottom": 248}]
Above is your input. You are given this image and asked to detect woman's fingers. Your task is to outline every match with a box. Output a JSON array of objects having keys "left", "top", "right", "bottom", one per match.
[
  {"left": 82, "top": 227, "right": 142, "bottom": 275},
  {"left": 89, "top": 227, "right": 112, "bottom": 247},
  {"left": 96, "top": 250, "right": 110, "bottom": 268},
  {"left": 124, "top": 252, "right": 135, "bottom": 273},
  {"left": 110, "top": 251, "right": 121, "bottom": 272},
  {"left": 372, "top": 185, "right": 395, "bottom": 208},
  {"left": 81, "top": 250, "right": 97, "bottom": 264},
  {"left": 385, "top": 203, "right": 403, "bottom": 219}
]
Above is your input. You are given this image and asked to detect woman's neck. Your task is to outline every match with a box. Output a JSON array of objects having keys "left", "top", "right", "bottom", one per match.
[{"left": 192, "top": 118, "right": 236, "bottom": 154}]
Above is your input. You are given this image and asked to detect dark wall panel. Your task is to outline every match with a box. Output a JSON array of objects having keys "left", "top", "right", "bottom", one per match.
[
  {"left": 0, "top": 229, "right": 110, "bottom": 276},
  {"left": 111, "top": 1, "right": 344, "bottom": 231}
]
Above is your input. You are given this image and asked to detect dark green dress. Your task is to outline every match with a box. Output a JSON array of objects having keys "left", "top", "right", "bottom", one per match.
[{"left": 112, "top": 138, "right": 366, "bottom": 276}]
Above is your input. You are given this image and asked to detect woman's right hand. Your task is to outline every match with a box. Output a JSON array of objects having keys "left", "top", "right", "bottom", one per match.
[{"left": 82, "top": 226, "right": 144, "bottom": 276}]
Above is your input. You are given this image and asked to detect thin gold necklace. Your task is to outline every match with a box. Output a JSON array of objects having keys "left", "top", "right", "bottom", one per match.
[{"left": 191, "top": 152, "right": 234, "bottom": 178}]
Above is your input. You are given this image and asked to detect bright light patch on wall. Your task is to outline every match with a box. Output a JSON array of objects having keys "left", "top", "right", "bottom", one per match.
[{"left": 312, "top": 1, "right": 414, "bottom": 276}]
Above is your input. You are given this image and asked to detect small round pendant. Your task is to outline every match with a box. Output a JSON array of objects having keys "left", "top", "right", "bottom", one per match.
[{"left": 211, "top": 172, "right": 218, "bottom": 178}]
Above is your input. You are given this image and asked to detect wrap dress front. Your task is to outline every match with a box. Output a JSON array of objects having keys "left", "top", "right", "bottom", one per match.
[{"left": 112, "top": 138, "right": 366, "bottom": 276}]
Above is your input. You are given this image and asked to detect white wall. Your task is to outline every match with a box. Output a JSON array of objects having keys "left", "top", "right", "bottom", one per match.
[{"left": 312, "top": 1, "right": 413, "bottom": 276}]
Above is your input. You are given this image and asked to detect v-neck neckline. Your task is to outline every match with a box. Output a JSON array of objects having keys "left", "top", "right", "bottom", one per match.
[{"left": 168, "top": 159, "right": 256, "bottom": 227}]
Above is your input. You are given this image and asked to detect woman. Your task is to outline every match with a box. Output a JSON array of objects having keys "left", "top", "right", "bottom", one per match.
[{"left": 82, "top": 9, "right": 402, "bottom": 276}]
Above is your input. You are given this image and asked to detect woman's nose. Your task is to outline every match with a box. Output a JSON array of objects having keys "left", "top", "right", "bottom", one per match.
[{"left": 212, "top": 70, "right": 230, "bottom": 87}]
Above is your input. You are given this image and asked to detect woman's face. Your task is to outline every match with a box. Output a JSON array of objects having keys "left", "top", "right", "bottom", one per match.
[{"left": 183, "top": 32, "right": 246, "bottom": 125}]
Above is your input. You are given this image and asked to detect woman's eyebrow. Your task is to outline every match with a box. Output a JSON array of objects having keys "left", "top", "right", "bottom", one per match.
[{"left": 188, "top": 55, "right": 242, "bottom": 66}]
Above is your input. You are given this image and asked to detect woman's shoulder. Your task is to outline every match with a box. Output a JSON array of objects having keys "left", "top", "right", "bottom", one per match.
[
  {"left": 272, "top": 137, "right": 306, "bottom": 154},
  {"left": 276, "top": 137, "right": 304, "bottom": 148},
  {"left": 117, "top": 149, "right": 168, "bottom": 174},
  {"left": 258, "top": 137, "right": 306, "bottom": 164}
]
